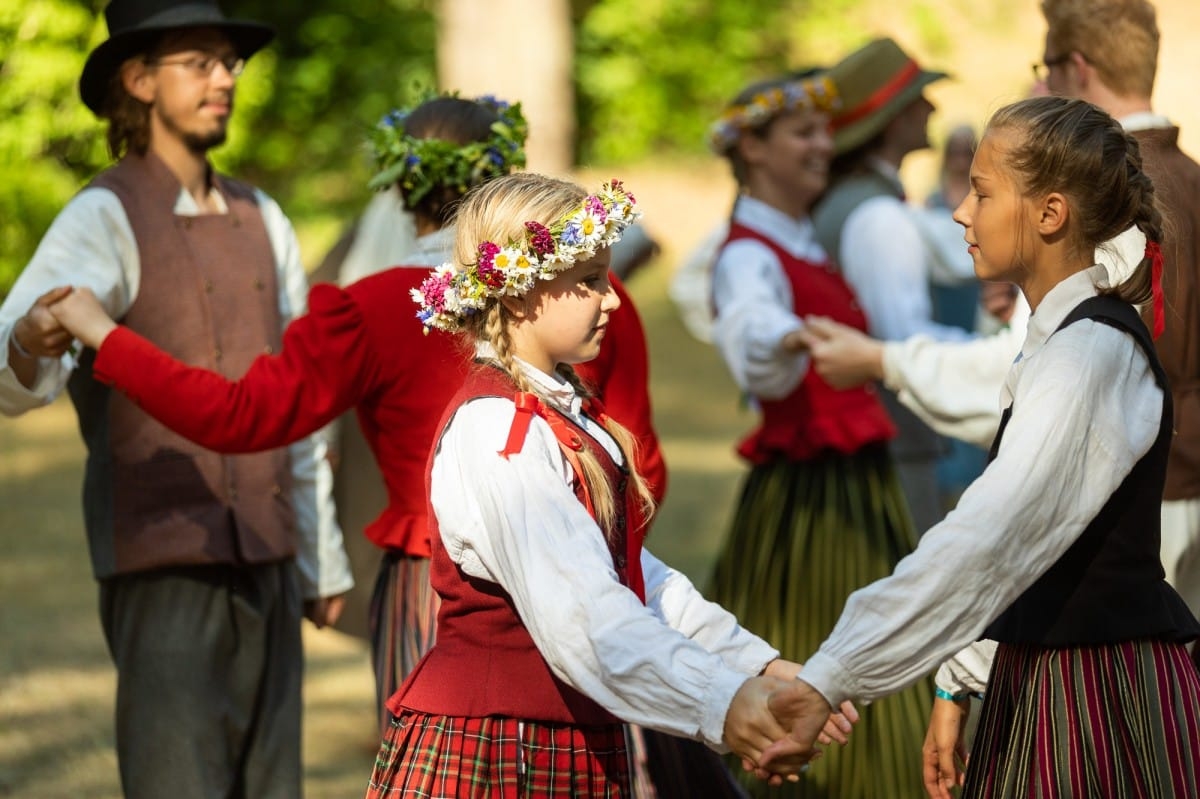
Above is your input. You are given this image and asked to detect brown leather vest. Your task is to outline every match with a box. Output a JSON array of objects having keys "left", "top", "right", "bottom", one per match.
[{"left": 68, "top": 152, "right": 296, "bottom": 579}]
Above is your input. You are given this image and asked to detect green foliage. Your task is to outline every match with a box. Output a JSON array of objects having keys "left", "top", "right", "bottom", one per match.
[
  {"left": 0, "top": 0, "right": 436, "bottom": 298},
  {"left": 1, "top": 0, "right": 957, "bottom": 298},
  {"left": 573, "top": 0, "right": 829, "bottom": 163},
  {"left": 0, "top": 0, "right": 109, "bottom": 298}
]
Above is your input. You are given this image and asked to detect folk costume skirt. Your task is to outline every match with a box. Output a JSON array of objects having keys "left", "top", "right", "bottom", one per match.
[
  {"left": 369, "top": 553, "right": 439, "bottom": 732},
  {"left": 365, "top": 711, "right": 630, "bottom": 798},
  {"left": 707, "top": 445, "right": 933, "bottom": 798},
  {"left": 962, "top": 639, "right": 1200, "bottom": 798}
]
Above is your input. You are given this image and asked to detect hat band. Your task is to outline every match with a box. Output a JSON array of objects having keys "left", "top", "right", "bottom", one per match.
[{"left": 833, "top": 59, "right": 921, "bottom": 131}]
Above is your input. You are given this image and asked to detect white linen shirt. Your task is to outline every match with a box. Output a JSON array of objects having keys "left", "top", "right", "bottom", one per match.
[
  {"left": 431, "top": 351, "right": 779, "bottom": 749},
  {"left": 798, "top": 266, "right": 1163, "bottom": 706},
  {"left": 837, "top": 160, "right": 973, "bottom": 344},
  {"left": 711, "top": 196, "right": 821, "bottom": 399},
  {"left": 0, "top": 184, "right": 353, "bottom": 599}
]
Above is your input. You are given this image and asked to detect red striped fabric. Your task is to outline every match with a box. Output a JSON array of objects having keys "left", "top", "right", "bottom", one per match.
[
  {"left": 964, "top": 639, "right": 1200, "bottom": 798},
  {"left": 369, "top": 554, "right": 440, "bottom": 734}
]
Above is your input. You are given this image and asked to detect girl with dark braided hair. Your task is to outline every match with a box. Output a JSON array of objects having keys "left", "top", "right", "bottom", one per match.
[{"left": 758, "top": 96, "right": 1200, "bottom": 798}]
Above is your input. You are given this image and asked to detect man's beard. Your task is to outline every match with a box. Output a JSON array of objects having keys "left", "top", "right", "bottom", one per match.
[{"left": 183, "top": 128, "right": 228, "bottom": 154}]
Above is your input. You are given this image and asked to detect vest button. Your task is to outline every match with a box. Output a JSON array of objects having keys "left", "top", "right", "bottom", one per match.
[
  {"left": 254, "top": 278, "right": 265, "bottom": 291},
  {"left": 271, "top": 483, "right": 282, "bottom": 496},
  {"left": 181, "top": 218, "right": 192, "bottom": 230},
  {"left": 228, "top": 487, "right": 238, "bottom": 501},
  {"left": 264, "top": 345, "right": 274, "bottom": 355},
  {"left": 214, "top": 348, "right": 223, "bottom": 362},
  {"left": 204, "top": 279, "right": 214, "bottom": 293}
]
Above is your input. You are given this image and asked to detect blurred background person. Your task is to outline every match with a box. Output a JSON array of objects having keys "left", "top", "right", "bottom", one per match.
[
  {"left": 812, "top": 38, "right": 971, "bottom": 536},
  {"left": 703, "top": 69, "right": 930, "bottom": 798}
]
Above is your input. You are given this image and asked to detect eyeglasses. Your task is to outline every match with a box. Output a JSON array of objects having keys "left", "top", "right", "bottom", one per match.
[
  {"left": 152, "top": 53, "right": 245, "bottom": 79},
  {"left": 1031, "top": 52, "right": 1073, "bottom": 82}
]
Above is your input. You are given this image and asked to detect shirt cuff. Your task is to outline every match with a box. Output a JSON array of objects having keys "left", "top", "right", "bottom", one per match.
[
  {"left": 880, "top": 340, "right": 906, "bottom": 393},
  {"left": 795, "top": 650, "right": 860, "bottom": 708},
  {"left": 701, "top": 667, "right": 756, "bottom": 752}
]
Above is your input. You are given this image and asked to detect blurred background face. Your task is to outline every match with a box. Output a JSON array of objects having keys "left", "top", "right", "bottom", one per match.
[
  {"left": 943, "top": 127, "right": 976, "bottom": 180},
  {"left": 147, "top": 28, "right": 240, "bottom": 152},
  {"left": 745, "top": 107, "right": 834, "bottom": 212},
  {"left": 886, "top": 94, "right": 936, "bottom": 157}
]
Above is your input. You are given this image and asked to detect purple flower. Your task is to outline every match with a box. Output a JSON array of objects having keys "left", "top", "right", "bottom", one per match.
[{"left": 560, "top": 221, "right": 584, "bottom": 247}]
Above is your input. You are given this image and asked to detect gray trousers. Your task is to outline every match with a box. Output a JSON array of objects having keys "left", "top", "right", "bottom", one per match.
[{"left": 99, "top": 561, "right": 303, "bottom": 799}]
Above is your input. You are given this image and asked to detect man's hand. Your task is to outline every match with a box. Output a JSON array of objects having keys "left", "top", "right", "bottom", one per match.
[
  {"left": 303, "top": 593, "right": 347, "bottom": 629},
  {"left": 12, "top": 286, "right": 74, "bottom": 359},
  {"left": 922, "top": 696, "right": 969, "bottom": 798}
]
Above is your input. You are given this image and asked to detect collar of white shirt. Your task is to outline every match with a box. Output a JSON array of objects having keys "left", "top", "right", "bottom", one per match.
[
  {"left": 473, "top": 341, "right": 583, "bottom": 417},
  {"left": 1021, "top": 265, "right": 1107, "bottom": 360},
  {"left": 1119, "top": 111, "right": 1174, "bottom": 133}
]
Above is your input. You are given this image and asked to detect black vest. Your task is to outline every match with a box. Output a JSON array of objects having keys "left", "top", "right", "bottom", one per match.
[{"left": 983, "top": 295, "right": 1200, "bottom": 646}]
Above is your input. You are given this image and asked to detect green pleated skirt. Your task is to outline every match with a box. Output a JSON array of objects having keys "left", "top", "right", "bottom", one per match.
[{"left": 707, "top": 445, "right": 933, "bottom": 798}]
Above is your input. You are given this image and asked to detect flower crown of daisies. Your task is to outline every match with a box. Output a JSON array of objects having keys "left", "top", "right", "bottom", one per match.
[
  {"left": 412, "top": 180, "right": 640, "bottom": 333},
  {"left": 708, "top": 75, "right": 840, "bottom": 154},
  {"left": 367, "top": 93, "right": 528, "bottom": 206}
]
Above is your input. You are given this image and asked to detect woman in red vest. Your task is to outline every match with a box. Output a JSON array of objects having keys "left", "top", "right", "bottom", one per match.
[{"left": 703, "top": 71, "right": 933, "bottom": 796}]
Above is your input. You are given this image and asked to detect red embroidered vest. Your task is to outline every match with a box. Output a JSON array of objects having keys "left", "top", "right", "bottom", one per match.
[
  {"left": 724, "top": 224, "right": 895, "bottom": 463},
  {"left": 388, "top": 364, "right": 643, "bottom": 723}
]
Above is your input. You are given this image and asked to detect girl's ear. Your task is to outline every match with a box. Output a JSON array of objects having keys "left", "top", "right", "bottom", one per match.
[
  {"left": 1035, "top": 191, "right": 1069, "bottom": 236},
  {"left": 121, "top": 58, "right": 156, "bottom": 104},
  {"left": 499, "top": 294, "right": 527, "bottom": 318}
]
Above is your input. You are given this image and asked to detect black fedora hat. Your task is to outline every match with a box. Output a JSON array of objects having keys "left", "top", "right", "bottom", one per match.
[{"left": 80, "top": 0, "right": 275, "bottom": 114}]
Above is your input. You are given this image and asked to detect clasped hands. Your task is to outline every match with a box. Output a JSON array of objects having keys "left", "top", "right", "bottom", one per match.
[
  {"left": 723, "top": 659, "right": 858, "bottom": 784},
  {"left": 9, "top": 285, "right": 116, "bottom": 365}
]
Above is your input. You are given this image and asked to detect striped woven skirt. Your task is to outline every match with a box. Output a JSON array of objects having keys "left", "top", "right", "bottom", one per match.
[
  {"left": 369, "top": 553, "right": 439, "bottom": 732},
  {"left": 706, "top": 446, "right": 933, "bottom": 798},
  {"left": 962, "top": 639, "right": 1200, "bottom": 798},
  {"left": 365, "top": 710, "right": 630, "bottom": 798}
]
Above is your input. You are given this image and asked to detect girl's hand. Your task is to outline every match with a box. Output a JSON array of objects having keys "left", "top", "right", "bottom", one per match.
[
  {"left": 48, "top": 287, "right": 118, "bottom": 350},
  {"left": 819, "top": 699, "right": 859, "bottom": 746},
  {"left": 723, "top": 675, "right": 792, "bottom": 763},
  {"left": 802, "top": 315, "right": 885, "bottom": 389},
  {"left": 759, "top": 660, "right": 857, "bottom": 745},
  {"left": 922, "top": 696, "right": 970, "bottom": 798}
]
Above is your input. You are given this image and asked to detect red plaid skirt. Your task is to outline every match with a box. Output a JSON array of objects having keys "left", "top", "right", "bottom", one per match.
[{"left": 365, "top": 710, "right": 631, "bottom": 798}]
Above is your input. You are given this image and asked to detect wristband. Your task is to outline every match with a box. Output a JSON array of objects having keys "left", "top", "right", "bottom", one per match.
[
  {"left": 9, "top": 331, "right": 33, "bottom": 360},
  {"left": 935, "top": 687, "right": 968, "bottom": 702}
]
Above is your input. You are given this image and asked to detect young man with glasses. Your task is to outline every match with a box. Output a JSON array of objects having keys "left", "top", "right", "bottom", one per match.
[{"left": 0, "top": 1, "right": 352, "bottom": 796}]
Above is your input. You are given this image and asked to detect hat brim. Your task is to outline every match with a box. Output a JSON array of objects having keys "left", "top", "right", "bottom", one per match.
[
  {"left": 79, "top": 20, "right": 274, "bottom": 114},
  {"left": 832, "top": 69, "right": 948, "bottom": 155}
]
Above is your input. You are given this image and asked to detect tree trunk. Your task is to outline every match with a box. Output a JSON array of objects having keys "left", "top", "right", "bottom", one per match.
[{"left": 436, "top": 0, "right": 575, "bottom": 175}]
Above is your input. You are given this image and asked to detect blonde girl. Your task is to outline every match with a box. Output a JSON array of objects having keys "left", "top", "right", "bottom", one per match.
[{"left": 355, "top": 172, "right": 838, "bottom": 797}]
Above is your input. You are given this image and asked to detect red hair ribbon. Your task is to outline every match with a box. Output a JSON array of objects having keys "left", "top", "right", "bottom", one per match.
[{"left": 1146, "top": 240, "right": 1165, "bottom": 339}]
